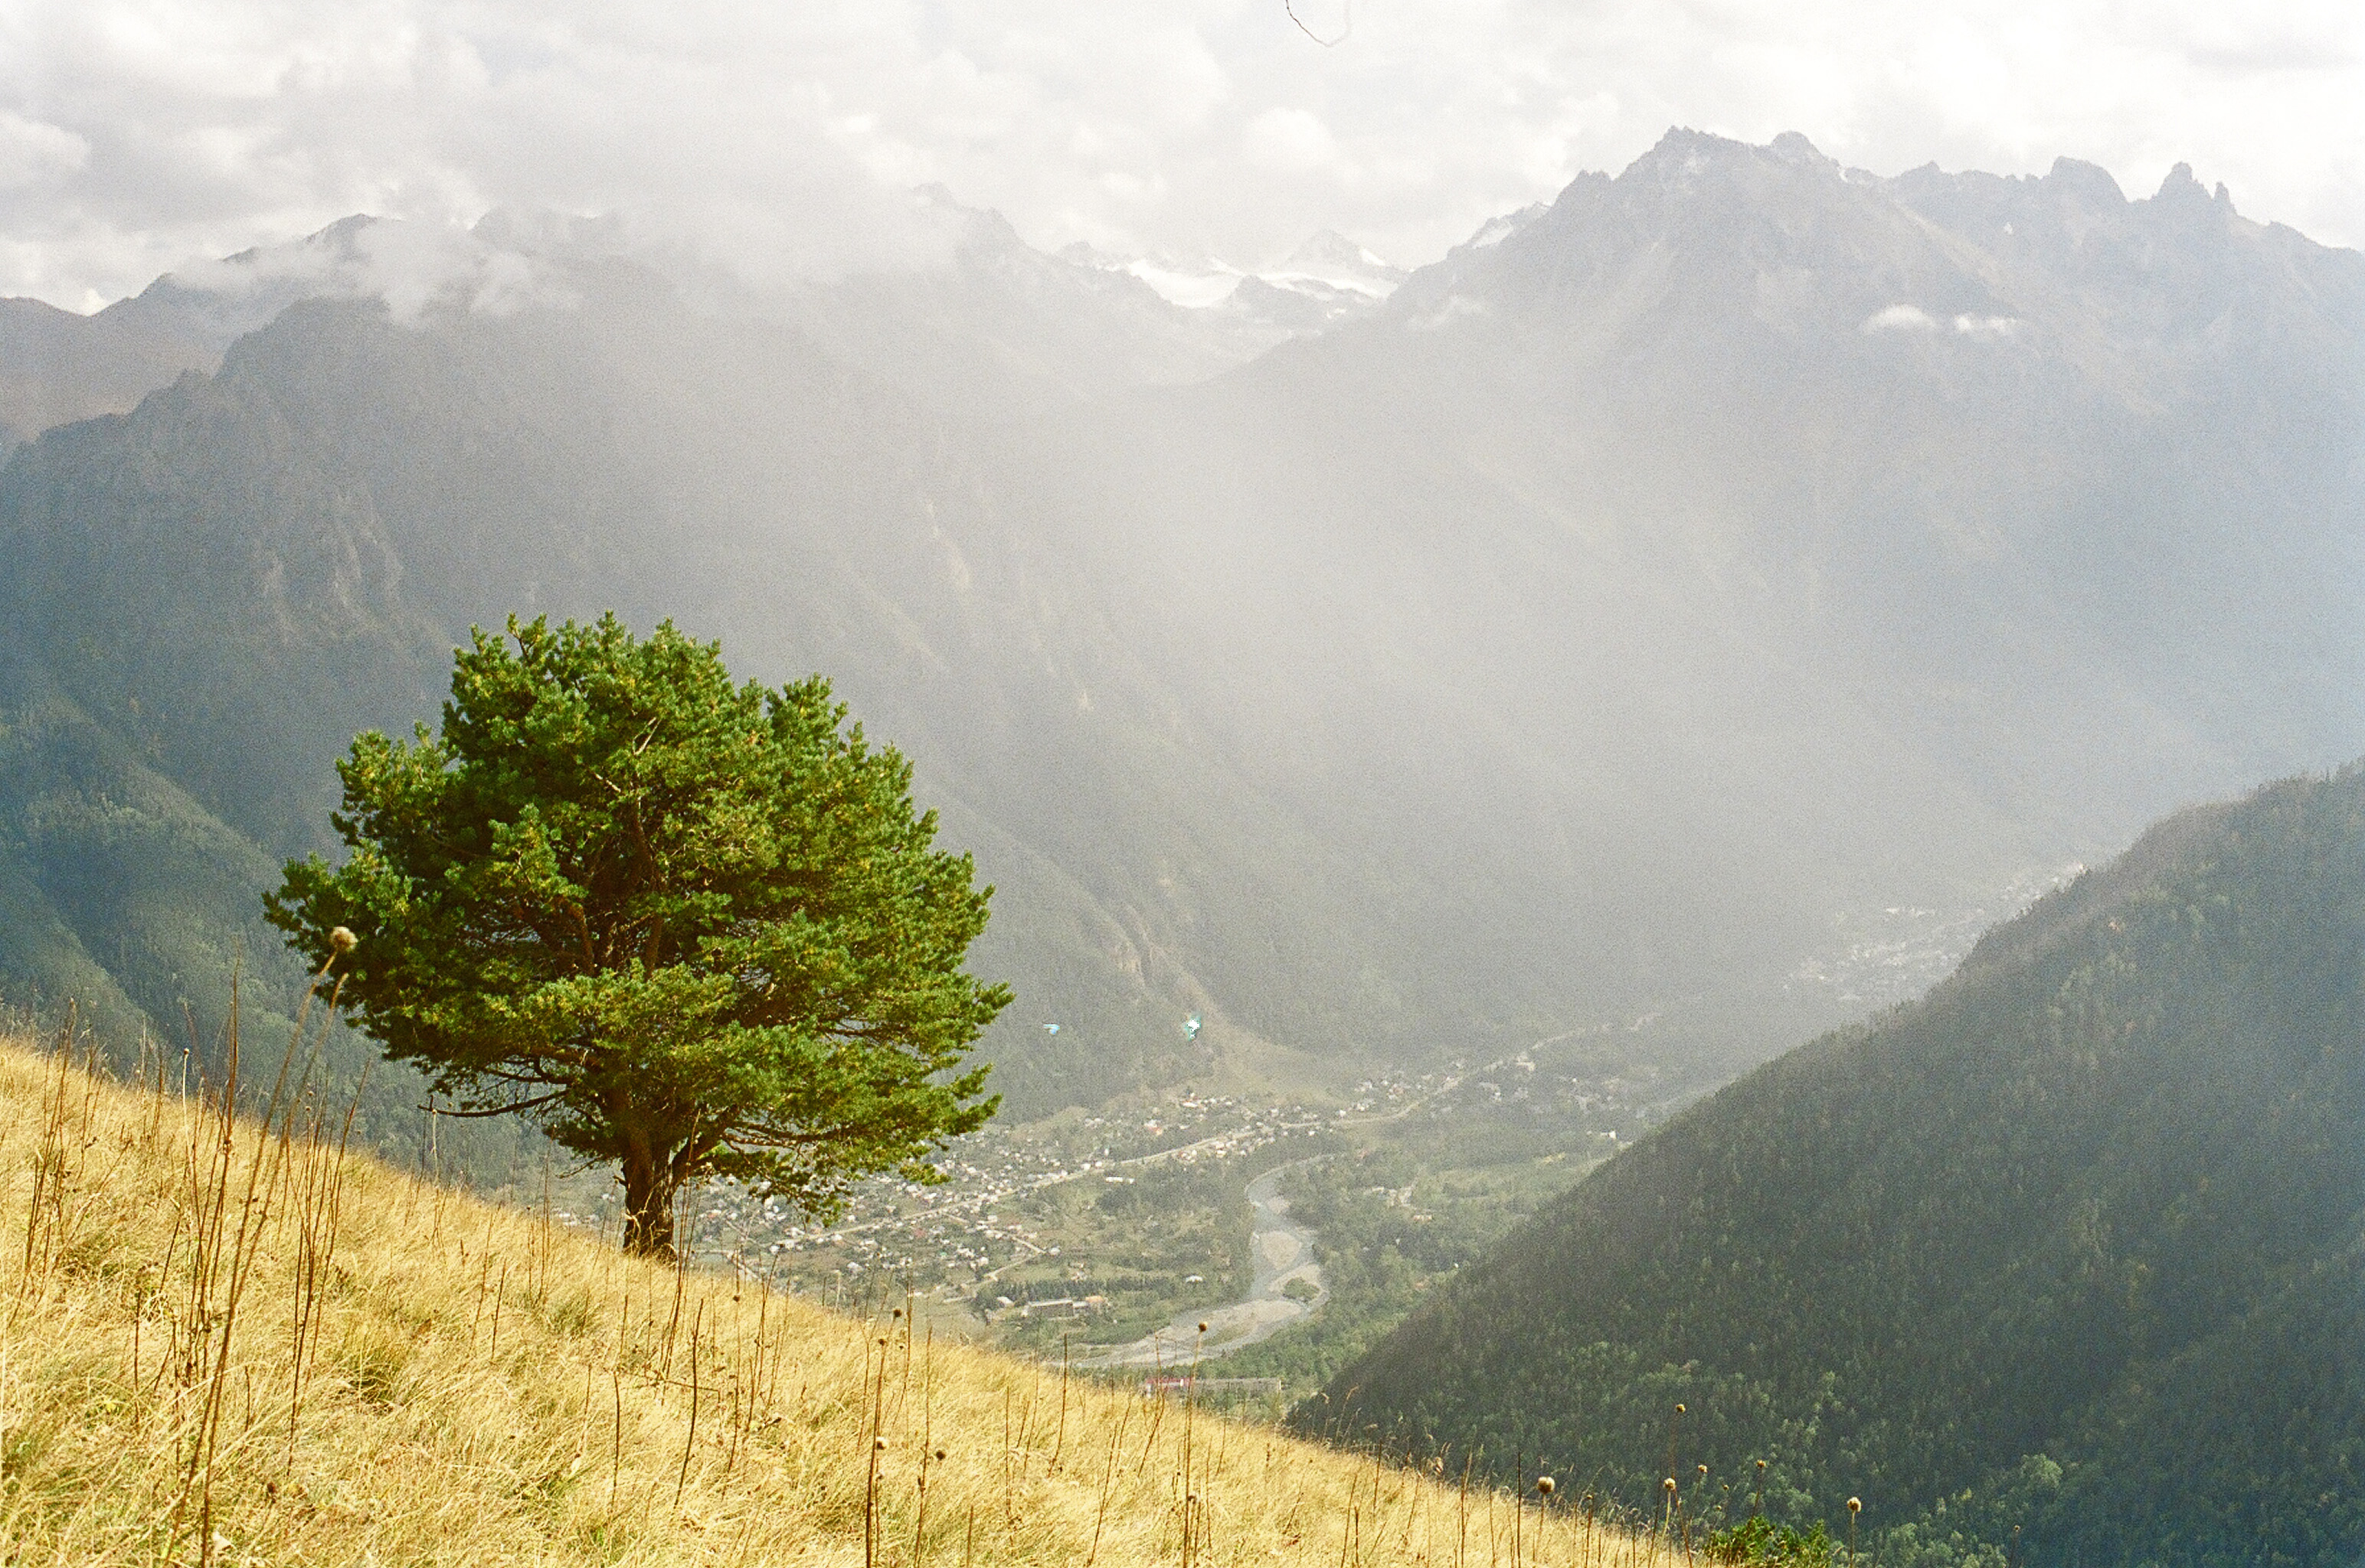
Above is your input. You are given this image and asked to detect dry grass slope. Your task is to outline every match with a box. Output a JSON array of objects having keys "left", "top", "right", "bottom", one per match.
[{"left": 0, "top": 1029, "right": 1679, "bottom": 1567}]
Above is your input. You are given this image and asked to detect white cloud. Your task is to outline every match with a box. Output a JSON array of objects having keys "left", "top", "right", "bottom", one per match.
[
  {"left": 1863, "top": 306, "right": 2026, "bottom": 340},
  {"left": 0, "top": 109, "right": 87, "bottom": 190},
  {"left": 0, "top": 0, "right": 957, "bottom": 304},
  {"left": 1951, "top": 313, "right": 2022, "bottom": 339},
  {"left": 1242, "top": 107, "right": 1340, "bottom": 175},
  {"left": 0, "top": 0, "right": 2360, "bottom": 308},
  {"left": 1863, "top": 304, "right": 1940, "bottom": 332},
  {"left": 168, "top": 213, "right": 579, "bottom": 323}
]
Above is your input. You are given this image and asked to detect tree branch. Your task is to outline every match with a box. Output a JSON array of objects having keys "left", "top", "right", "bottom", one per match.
[{"left": 424, "top": 1089, "right": 567, "bottom": 1119}]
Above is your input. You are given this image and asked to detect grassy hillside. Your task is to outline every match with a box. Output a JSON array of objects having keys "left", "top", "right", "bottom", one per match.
[
  {"left": 0, "top": 1027, "right": 1680, "bottom": 1566},
  {"left": 1310, "top": 768, "right": 2365, "bottom": 1566}
]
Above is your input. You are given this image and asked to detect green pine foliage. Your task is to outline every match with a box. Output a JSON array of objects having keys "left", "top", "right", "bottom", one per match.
[
  {"left": 269, "top": 614, "right": 1009, "bottom": 1255},
  {"left": 1308, "top": 768, "right": 2365, "bottom": 1566}
]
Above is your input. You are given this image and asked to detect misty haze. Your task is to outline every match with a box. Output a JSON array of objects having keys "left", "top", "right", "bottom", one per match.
[{"left": 1, "top": 8, "right": 2360, "bottom": 1566}]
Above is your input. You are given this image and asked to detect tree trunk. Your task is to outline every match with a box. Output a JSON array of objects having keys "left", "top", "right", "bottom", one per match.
[{"left": 620, "top": 1146, "right": 679, "bottom": 1261}]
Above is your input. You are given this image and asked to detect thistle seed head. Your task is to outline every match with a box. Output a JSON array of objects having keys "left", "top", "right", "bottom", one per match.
[
  {"left": 1536, "top": 1476, "right": 1555, "bottom": 1496},
  {"left": 329, "top": 926, "right": 358, "bottom": 956},
  {"left": 1847, "top": 1497, "right": 1862, "bottom": 1514}
]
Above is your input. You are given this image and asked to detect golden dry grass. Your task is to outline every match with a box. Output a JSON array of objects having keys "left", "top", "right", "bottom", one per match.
[{"left": 0, "top": 1029, "right": 1681, "bottom": 1567}]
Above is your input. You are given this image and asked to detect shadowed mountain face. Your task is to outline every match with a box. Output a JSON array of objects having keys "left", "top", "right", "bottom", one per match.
[
  {"left": 0, "top": 222, "right": 392, "bottom": 455},
  {"left": 1307, "top": 766, "right": 2365, "bottom": 1566},
  {"left": 0, "top": 130, "right": 2360, "bottom": 1117},
  {"left": 0, "top": 292, "right": 218, "bottom": 456}
]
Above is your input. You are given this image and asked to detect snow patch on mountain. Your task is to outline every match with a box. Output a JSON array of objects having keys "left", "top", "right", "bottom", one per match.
[{"left": 1059, "top": 229, "right": 1404, "bottom": 331}]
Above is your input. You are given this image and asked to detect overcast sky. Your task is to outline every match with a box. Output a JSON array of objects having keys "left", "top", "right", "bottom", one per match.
[{"left": 2, "top": 0, "right": 2360, "bottom": 310}]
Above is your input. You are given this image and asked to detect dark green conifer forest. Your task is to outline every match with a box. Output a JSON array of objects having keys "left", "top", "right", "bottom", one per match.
[{"left": 1313, "top": 769, "right": 2365, "bottom": 1566}]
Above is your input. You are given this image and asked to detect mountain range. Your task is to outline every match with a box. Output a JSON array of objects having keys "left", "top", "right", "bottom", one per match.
[{"left": 0, "top": 129, "right": 2359, "bottom": 1123}]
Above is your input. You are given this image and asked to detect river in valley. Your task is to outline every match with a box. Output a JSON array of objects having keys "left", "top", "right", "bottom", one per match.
[{"left": 1079, "top": 1158, "right": 1330, "bottom": 1369}]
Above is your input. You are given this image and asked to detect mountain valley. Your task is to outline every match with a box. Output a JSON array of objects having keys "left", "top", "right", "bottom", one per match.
[{"left": 2, "top": 128, "right": 2363, "bottom": 1563}]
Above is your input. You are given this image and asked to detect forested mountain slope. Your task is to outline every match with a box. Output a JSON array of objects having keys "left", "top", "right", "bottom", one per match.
[
  {"left": 0, "top": 662, "right": 284, "bottom": 1048},
  {"left": 1310, "top": 766, "right": 2365, "bottom": 1566}
]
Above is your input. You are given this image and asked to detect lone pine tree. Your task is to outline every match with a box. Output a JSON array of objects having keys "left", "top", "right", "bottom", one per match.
[{"left": 270, "top": 613, "right": 1007, "bottom": 1257}]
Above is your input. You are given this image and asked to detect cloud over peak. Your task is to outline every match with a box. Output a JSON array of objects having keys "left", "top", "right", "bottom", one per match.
[{"left": 1, "top": 1, "right": 2358, "bottom": 309}]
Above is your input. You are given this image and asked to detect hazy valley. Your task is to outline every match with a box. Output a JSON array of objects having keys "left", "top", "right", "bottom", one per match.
[{"left": 3, "top": 126, "right": 2362, "bottom": 1564}]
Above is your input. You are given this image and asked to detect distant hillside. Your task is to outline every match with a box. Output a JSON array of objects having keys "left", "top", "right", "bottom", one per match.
[
  {"left": 0, "top": 291, "right": 214, "bottom": 453},
  {"left": 0, "top": 243, "right": 345, "bottom": 456},
  {"left": 1310, "top": 766, "right": 2365, "bottom": 1565},
  {"left": 0, "top": 1032, "right": 1673, "bottom": 1567}
]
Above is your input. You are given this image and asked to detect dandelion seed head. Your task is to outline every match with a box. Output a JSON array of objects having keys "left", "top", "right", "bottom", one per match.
[{"left": 329, "top": 926, "right": 358, "bottom": 955}]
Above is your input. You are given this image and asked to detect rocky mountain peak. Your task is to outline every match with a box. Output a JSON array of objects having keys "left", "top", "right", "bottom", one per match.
[
  {"left": 2043, "top": 154, "right": 2128, "bottom": 208},
  {"left": 1767, "top": 129, "right": 1842, "bottom": 175},
  {"left": 1275, "top": 230, "right": 1405, "bottom": 292}
]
